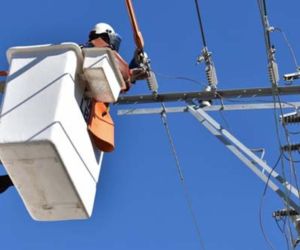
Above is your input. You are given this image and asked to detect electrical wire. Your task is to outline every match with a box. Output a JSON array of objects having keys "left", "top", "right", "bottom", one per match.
[
  {"left": 272, "top": 84, "right": 300, "bottom": 247},
  {"left": 259, "top": 151, "right": 283, "bottom": 250},
  {"left": 275, "top": 217, "right": 296, "bottom": 250},
  {"left": 218, "top": 110, "right": 231, "bottom": 131},
  {"left": 256, "top": 0, "right": 300, "bottom": 248},
  {"left": 271, "top": 90, "right": 297, "bottom": 250},
  {"left": 257, "top": 0, "right": 272, "bottom": 62},
  {"left": 272, "top": 94, "right": 300, "bottom": 249},
  {"left": 283, "top": 219, "right": 295, "bottom": 250},
  {"left": 259, "top": 0, "right": 300, "bottom": 208},
  {"left": 160, "top": 102, "right": 206, "bottom": 250},
  {"left": 276, "top": 95, "right": 300, "bottom": 198},
  {"left": 194, "top": 0, "right": 207, "bottom": 48},
  {"left": 282, "top": 153, "right": 300, "bottom": 164},
  {"left": 156, "top": 72, "right": 300, "bottom": 109},
  {"left": 286, "top": 130, "right": 300, "bottom": 136},
  {"left": 274, "top": 28, "right": 300, "bottom": 71},
  {"left": 156, "top": 71, "right": 300, "bottom": 107},
  {"left": 275, "top": 217, "right": 286, "bottom": 235},
  {"left": 156, "top": 72, "right": 207, "bottom": 87}
]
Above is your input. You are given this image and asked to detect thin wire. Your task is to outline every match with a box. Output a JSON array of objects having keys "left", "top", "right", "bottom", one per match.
[
  {"left": 156, "top": 72, "right": 286, "bottom": 105},
  {"left": 156, "top": 73, "right": 206, "bottom": 87},
  {"left": 258, "top": 13, "right": 300, "bottom": 220},
  {"left": 272, "top": 94, "right": 297, "bottom": 249},
  {"left": 257, "top": 0, "right": 300, "bottom": 246},
  {"left": 276, "top": 218, "right": 297, "bottom": 250},
  {"left": 277, "top": 218, "right": 295, "bottom": 250},
  {"left": 276, "top": 94, "right": 300, "bottom": 199},
  {"left": 257, "top": 0, "right": 272, "bottom": 61},
  {"left": 259, "top": 0, "right": 299, "bottom": 206},
  {"left": 156, "top": 72, "right": 300, "bottom": 111},
  {"left": 194, "top": 0, "right": 207, "bottom": 47},
  {"left": 274, "top": 28, "right": 300, "bottom": 71},
  {"left": 160, "top": 102, "right": 206, "bottom": 250},
  {"left": 262, "top": 0, "right": 268, "bottom": 16},
  {"left": 275, "top": 218, "right": 286, "bottom": 234},
  {"left": 279, "top": 147, "right": 297, "bottom": 250},
  {"left": 283, "top": 153, "right": 300, "bottom": 164},
  {"left": 218, "top": 110, "right": 231, "bottom": 130},
  {"left": 157, "top": 72, "right": 300, "bottom": 109},
  {"left": 259, "top": 151, "right": 283, "bottom": 250},
  {"left": 286, "top": 130, "right": 300, "bottom": 136}
]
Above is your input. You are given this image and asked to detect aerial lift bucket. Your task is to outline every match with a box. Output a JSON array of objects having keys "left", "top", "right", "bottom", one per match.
[{"left": 0, "top": 43, "right": 105, "bottom": 221}]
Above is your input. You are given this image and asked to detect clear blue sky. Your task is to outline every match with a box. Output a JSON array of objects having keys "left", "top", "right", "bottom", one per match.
[{"left": 1, "top": 0, "right": 300, "bottom": 249}]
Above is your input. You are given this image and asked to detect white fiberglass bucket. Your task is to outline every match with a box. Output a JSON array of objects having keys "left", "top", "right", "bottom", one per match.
[{"left": 0, "top": 43, "right": 103, "bottom": 221}]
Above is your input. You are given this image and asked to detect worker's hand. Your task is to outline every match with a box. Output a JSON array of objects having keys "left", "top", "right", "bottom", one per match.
[
  {"left": 130, "top": 67, "right": 149, "bottom": 83},
  {"left": 129, "top": 49, "right": 140, "bottom": 68},
  {"left": 129, "top": 49, "right": 149, "bottom": 68}
]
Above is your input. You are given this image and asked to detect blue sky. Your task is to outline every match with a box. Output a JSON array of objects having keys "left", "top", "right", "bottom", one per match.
[{"left": 1, "top": 0, "right": 300, "bottom": 249}]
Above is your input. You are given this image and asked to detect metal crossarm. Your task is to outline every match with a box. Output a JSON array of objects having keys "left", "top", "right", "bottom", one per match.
[
  {"left": 117, "top": 85, "right": 300, "bottom": 105},
  {"left": 117, "top": 102, "right": 300, "bottom": 116},
  {"left": 187, "top": 105, "right": 300, "bottom": 213}
]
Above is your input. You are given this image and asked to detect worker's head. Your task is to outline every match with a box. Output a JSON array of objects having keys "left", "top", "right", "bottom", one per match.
[{"left": 89, "top": 23, "right": 122, "bottom": 52}]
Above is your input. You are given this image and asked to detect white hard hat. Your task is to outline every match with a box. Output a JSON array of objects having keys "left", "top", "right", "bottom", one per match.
[
  {"left": 93, "top": 23, "right": 115, "bottom": 35},
  {"left": 89, "top": 22, "right": 122, "bottom": 52}
]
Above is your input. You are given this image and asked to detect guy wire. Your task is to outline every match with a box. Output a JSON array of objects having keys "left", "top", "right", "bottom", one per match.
[{"left": 160, "top": 102, "right": 206, "bottom": 250}]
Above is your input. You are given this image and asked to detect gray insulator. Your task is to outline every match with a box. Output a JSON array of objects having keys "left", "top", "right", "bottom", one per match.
[
  {"left": 268, "top": 61, "right": 279, "bottom": 85},
  {"left": 147, "top": 71, "right": 158, "bottom": 93},
  {"left": 281, "top": 113, "right": 300, "bottom": 124},
  {"left": 284, "top": 71, "right": 300, "bottom": 81},
  {"left": 273, "top": 209, "right": 299, "bottom": 218},
  {"left": 206, "top": 64, "right": 218, "bottom": 88},
  {"left": 281, "top": 143, "right": 300, "bottom": 152}
]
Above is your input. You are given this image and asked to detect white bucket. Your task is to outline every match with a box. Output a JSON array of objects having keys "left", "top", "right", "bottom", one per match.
[{"left": 0, "top": 43, "right": 103, "bottom": 221}]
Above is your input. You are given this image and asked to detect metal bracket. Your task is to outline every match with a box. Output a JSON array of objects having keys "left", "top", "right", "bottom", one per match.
[{"left": 187, "top": 105, "right": 300, "bottom": 214}]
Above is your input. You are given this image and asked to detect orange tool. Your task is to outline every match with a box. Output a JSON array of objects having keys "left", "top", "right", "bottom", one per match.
[
  {"left": 125, "top": 0, "right": 158, "bottom": 94},
  {"left": 125, "top": 0, "right": 144, "bottom": 51}
]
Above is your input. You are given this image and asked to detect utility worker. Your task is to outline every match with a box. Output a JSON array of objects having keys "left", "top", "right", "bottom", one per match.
[
  {"left": 82, "top": 22, "right": 147, "bottom": 152},
  {"left": 0, "top": 23, "right": 147, "bottom": 194}
]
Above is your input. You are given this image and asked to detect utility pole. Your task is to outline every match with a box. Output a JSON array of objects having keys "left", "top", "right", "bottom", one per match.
[
  {"left": 117, "top": 82, "right": 300, "bottom": 248},
  {"left": 119, "top": 0, "right": 300, "bottom": 248}
]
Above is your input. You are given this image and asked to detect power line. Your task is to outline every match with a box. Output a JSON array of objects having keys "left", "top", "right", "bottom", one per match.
[
  {"left": 271, "top": 94, "right": 297, "bottom": 249},
  {"left": 257, "top": 0, "right": 272, "bottom": 62},
  {"left": 259, "top": 152, "right": 282, "bottom": 250},
  {"left": 257, "top": 0, "right": 300, "bottom": 247},
  {"left": 118, "top": 1, "right": 300, "bottom": 249},
  {"left": 276, "top": 95, "right": 300, "bottom": 199},
  {"left": 274, "top": 28, "right": 299, "bottom": 71},
  {"left": 258, "top": 0, "right": 299, "bottom": 206},
  {"left": 194, "top": 0, "right": 207, "bottom": 48},
  {"left": 160, "top": 102, "right": 206, "bottom": 250}
]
